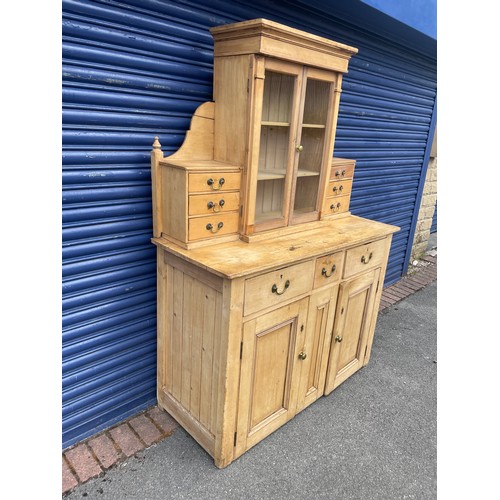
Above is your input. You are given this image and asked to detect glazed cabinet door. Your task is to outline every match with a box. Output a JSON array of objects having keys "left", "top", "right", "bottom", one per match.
[
  {"left": 324, "top": 268, "right": 380, "bottom": 394},
  {"left": 296, "top": 285, "right": 339, "bottom": 412},
  {"left": 245, "top": 59, "right": 339, "bottom": 235},
  {"left": 235, "top": 298, "right": 309, "bottom": 457}
]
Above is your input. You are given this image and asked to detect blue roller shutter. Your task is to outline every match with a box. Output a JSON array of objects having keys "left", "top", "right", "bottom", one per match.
[{"left": 62, "top": 0, "right": 436, "bottom": 448}]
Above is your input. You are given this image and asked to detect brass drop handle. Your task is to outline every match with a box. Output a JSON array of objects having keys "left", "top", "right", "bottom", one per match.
[
  {"left": 361, "top": 252, "right": 373, "bottom": 264},
  {"left": 207, "top": 178, "right": 225, "bottom": 190},
  {"left": 335, "top": 170, "right": 346, "bottom": 178},
  {"left": 207, "top": 200, "right": 225, "bottom": 212},
  {"left": 322, "top": 264, "right": 336, "bottom": 278},
  {"left": 335, "top": 335, "right": 343, "bottom": 343},
  {"left": 296, "top": 145, "right": 304, "bottom": 152},
  {"left": 330, "top": 202, "right": 341, "bottom": 211},
  {"left": 298, "top": 351, "right": 307, "bottom": 360},
  {"left": 271, "top": 280, "right": 290, "bottom": 295},
  {"left": 206, "top": 221, "right": 224, "bottom": 233},
  {"left": 332, "top": 185, "right": 344, "bottom": 194}
]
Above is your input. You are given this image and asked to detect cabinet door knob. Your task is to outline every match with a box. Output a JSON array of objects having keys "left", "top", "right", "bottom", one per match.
[
  {"left": 298, "top": 351, "right": 307, "bottom": 360},
  {"left": 296, "top": 145, "right": 304, "bottom": 152},
  {"left": 271, "top": 279, "right": 290, "bottom": 295},
  {"left": 335, "top": 335, "right": 343, "bottom": 343}
]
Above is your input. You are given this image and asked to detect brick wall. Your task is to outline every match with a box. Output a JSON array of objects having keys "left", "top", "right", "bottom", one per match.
[{"left": 411, "top": 129, "right": 437, "bottom": 262}]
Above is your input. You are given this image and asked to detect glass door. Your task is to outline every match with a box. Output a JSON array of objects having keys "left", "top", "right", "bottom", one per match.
[
  {"left": 291, "top": 69, "right": 336, "bottom": 223},
  {"left": 254, "top": 61, "right": 301, "bottom": 230}
]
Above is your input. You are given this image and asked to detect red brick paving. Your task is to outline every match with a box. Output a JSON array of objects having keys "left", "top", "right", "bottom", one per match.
[
  {"left": 108, "top": 423, "right": 144, "bottom": 458},
  {"left": 62, "top": 457, "right": 78, "bottom": 493},
  {"left": 64, "top": 443, "right": 102, "bottom": 484},
  {"left": 129, "top": 414, "right": 162, "bottom": 446},
  {"left": 62, "top": 253, "right": 436, "bottom": 495},
  {"left": 88, "top": 433, "right": 122, "bottom": 469}
]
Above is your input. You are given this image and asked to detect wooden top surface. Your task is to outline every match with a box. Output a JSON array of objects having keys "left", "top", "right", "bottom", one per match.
[
  {"left": 153, "top": 215, "right": 399, "bottom": 279},
  {"left": 159, "top": 159, "right": 242, "bottom": 171}
]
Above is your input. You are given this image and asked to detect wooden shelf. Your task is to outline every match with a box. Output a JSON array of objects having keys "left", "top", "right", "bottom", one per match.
[
  {"left": 302, "top": 123, "right": 326, "bottom": 129},
  {"left": 255, "top": 210, "right": 283, "bottom": 222},
  {"left": 261, "top": 121, "right": 290, "bottom": 127},
  {"left": 257, "top": 168, "right": 320, "bottom": 181}
]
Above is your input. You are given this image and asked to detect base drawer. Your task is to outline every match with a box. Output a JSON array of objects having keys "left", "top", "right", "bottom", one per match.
[
  {"left": 244, "top": 260, "right": 314, "bottom": 316},
  {"left": 343, "top": 238, "right": 389, "bottom": 278},
  {"left": 313, "top": 252, "right": 344, "bottom": 288}
]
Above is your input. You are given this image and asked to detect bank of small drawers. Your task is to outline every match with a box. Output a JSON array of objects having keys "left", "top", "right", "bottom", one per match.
[
  {"left": 323, "top": 158, "right": 355, "bottom": 217},
  {"left": 242, "top": 238, "right": 388, "bottom": 316},
  {"left": 158, "top": 161, "right": 242, "bottom": 246},
  {"left": 187, "top": 171, "right": 241, "bottom": 241}
]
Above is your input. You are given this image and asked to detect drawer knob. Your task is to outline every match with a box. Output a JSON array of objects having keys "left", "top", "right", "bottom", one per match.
[
  {"left": 271, "top": 279, "right": 290, "bottom": 295},
  {"left": 330, "top": 202, "right": 341, "bottom": 211},
  {"left": 206, "top": 221, "right": 224, "bottom": 233},
  {"left": 207, "top": 177, "right": 225, "bottom": 190},
  {"left": 298, "top": 351, "right": 307, "bottom": 360},
  {"left": 332, "top": 185, "right": 344, "bottom": 193},
  {"left": 335, "top": 335, "right": 343, "bottom": 343},
  {"left": 335, "top": 170, "right": 346, "bottom": 177},
  {"left": 207, "top": 200, "right": 225, "bottom": 212},
  {"left": 296, "top": 145, "right": 304, "bottom": 152},
  {"left": 361, "top": 252, "right": 373, "bottom": 264},
  {"left": 321, "top": 264, "right": 336, "bottom": 278}
]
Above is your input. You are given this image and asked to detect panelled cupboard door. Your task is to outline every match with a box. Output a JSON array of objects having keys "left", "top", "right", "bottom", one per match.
[
  {"left": 324, "top": 268, "right": 381, "bottom": 394},
  {"left": 296, "top": 285, "right": 339, "bottom": 412},
  {"left": 235, "top": 298, "right": 308, "bottom": 457}
]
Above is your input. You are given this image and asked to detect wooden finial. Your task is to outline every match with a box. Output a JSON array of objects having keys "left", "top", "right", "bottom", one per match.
[{"left": 152, "top": 136, "right": 162, "bottom": 149}]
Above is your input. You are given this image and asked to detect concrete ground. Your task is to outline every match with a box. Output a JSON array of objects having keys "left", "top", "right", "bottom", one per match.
[{"left": 66, "top": 280, "right": 437, "bottom": 500}]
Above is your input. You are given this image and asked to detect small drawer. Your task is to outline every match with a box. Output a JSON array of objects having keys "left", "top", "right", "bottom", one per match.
[
  {"left": 189, "top": 192, "right": 240, "bottom": 216},
  {"left": 343, "top": 238, "right": 389, "bottom": 278},
  {"left": 326, "top": 179, "right": 352, "bottom": 197},
  {"left": 189, "top": 172, "right": 241, "bottom": 193},
  {"left": 313, "top": 252, "right": 345, "bottom": 288},
  {"left": 330, "top": 163, "right": 355, "bottom": 180},
  {"left": 188, "top": 212, "right": 239, "bottom": 241},
  {"left": 324, "top": 194, "right": 351, "bottom": 215},
  {"left": 244, "top": 260, "right": 315, "bottom": 316}
]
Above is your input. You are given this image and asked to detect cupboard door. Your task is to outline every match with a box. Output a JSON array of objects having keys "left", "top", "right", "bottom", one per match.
[
  {"left": 254, "top": 59, "right": 302, "bottom": 231},
  {"left": 296, "top": 286, "right": 339, "bottom": 413},
  {"left": 235, "top": 298, "right": 309, "bottom": 456},
  {"left": 291, "top": 68, "right": 338, "bottom": 224},
  {"left": 324, "top": 269, "right": 380, "bottom": 394}
]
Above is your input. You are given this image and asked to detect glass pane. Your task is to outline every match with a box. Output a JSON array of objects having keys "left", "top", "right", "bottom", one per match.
[
  {"left": 293, "top": 78, "right": 331, "bottom": 216},
  {"left": 255, "top": 70, "right": 295, "bottom": 225}
]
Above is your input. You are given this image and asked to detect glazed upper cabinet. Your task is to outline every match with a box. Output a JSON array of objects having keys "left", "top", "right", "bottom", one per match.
[
  {"left": 210, "top": 19, "right": 358, "bottom": 238},
  {"left": 251, "top": 62, "right": 338, "bottom": 231}
]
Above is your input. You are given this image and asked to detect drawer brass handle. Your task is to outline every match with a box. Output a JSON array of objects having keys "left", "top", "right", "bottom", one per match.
[
  {"left": 271, "top": 280, "right": 290, "bottom": 295},
  {"left": 206, "top": 221, "right": 224, "bottom": 233},
  {"left": 335, "top": 169, "right": 346, "bottom": 178},
  {"left": 361, "top": 252, "right": 373, "bottom": 264},
  {"left": 207, "top": 178, "right": 225, "bottom": 190},
  {"left": 335, "top": 335, "right": 343, "bottom": 343},
  {"left": 330, "top": 202, "right": 341, "bottom": 211},
  {"left": 296, "top": 145, "right": 304, "bottom": 152},
  {"left": 298, "top": 351, "right": 307, "bottom": 360},
  {"left": 332, "top": 185, "right": 344, "bottom": 193},
  {"left": 322, "top": 264, "right": 336, "bottom": 278},
  {"left": 207, "top": 200, "right": 225, "bottom": 212}
]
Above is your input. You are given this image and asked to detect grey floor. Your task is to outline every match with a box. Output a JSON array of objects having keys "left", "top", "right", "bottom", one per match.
[{"left": 67, "top": 282, "right": 437, "bottom": 500}]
